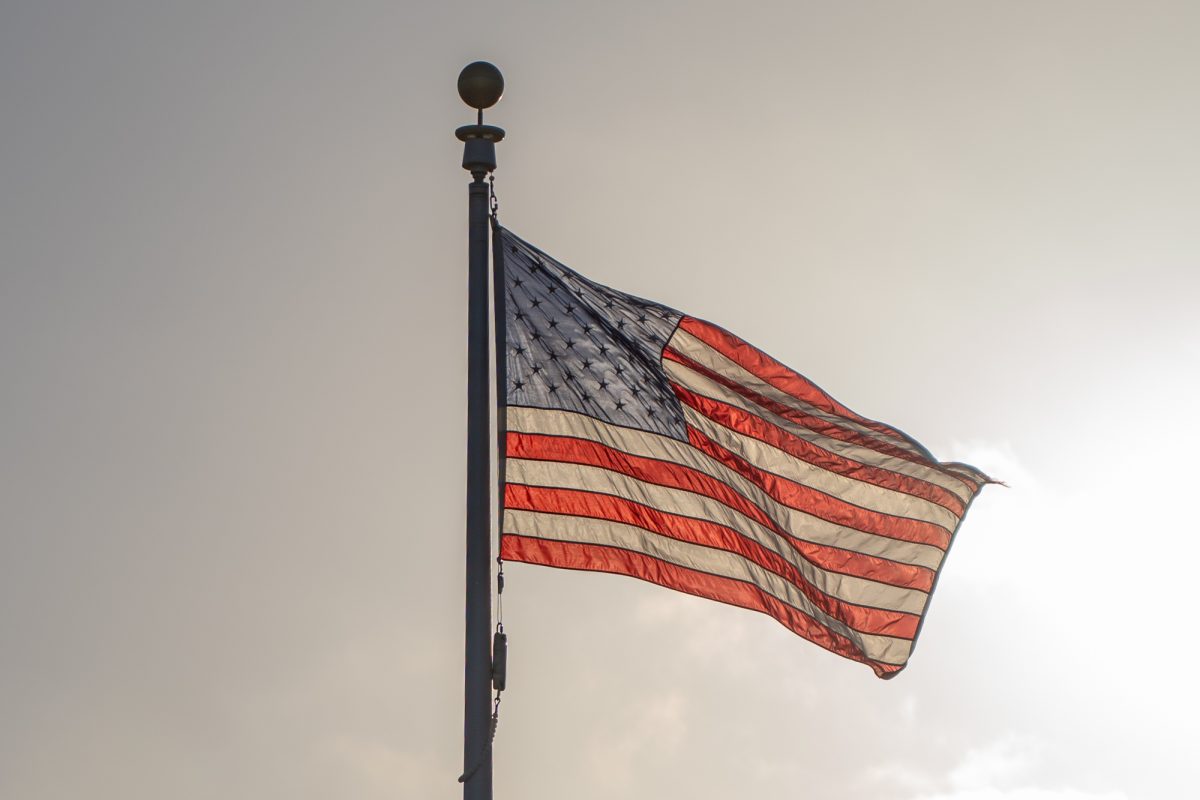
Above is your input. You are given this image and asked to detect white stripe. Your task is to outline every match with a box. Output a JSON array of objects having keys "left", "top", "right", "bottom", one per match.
[
  {"left": 505, "top": 508, "right": 914, "bottom": 666},
  {"left": 507, "top": 406, "right": 947, "bottom": 571},
  {"left": 663, "top": 357, "right": 976, "bottom": 505},
  {"left": 670, "top": 328, "right": 926, "bottom": 458},
  {"left": 681, "top": 406, "right": 961, "bottom": 533}
]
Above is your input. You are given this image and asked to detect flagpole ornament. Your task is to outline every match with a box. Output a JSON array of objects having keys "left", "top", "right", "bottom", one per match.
[
  {"left": 458, "top": 61, "right": 504, "bottom": 110},
  {"left": 456, "top": 62, "right": 506, "bottom": 175}
]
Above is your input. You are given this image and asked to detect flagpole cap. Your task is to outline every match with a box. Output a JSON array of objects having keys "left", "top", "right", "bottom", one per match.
[{"left": 457, "top": 62, "right": 504, "bottom": 110}]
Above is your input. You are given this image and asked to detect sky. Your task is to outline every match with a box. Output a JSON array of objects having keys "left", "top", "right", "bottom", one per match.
[{"left": 2, "top": 2, "right": 1198, "bottom": 799}]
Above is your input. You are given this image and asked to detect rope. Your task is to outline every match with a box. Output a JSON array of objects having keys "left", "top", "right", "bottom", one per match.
[
  {"left": 457, "top": 559, "right": 507, "bottom": 784},
  {"left": 458, "top": 693, "right": 501, "bottom": 783}
]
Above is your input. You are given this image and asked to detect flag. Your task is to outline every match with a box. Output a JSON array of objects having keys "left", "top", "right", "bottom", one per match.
[{"left": 496, "top": 227, "right": 991, "bottom": 678}]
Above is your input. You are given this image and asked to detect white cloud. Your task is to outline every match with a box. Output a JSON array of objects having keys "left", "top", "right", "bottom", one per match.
[
  {"left": 947, "top": 735, "right": 1038, "bottom": 790},
  {"left": 904, "top": 736, "right": 1127, "bottom": 800},
  {"left": 946, "top": 440, "right": 1035, "bottom": 490},
  {"left": 915, "top": 789, "right": 1126, "bottom": 800}
]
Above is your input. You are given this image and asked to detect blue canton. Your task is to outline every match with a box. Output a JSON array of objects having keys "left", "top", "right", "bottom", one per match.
[{"left": 501, "top": 228, "right": 688, "bottom": 441}]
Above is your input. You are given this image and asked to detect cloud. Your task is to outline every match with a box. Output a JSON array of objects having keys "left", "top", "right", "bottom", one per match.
[
  {"left": 914, "top": 790, "right": 1126, "bottom": 800},
  {"left": 582, "top": 691, "right": 687, "bottom": 792},
  {"left": 327, "top": 738, "right": 448, "bottom": 800},
  {"left": 902, "top": 736, "right": 1127, "bottom": 800},
  {"left": 947, "top": 735, "right": 1038, "bottom": 790},
  {"left": 946, "top": 440, "right": 1034, "bottom": 490}
]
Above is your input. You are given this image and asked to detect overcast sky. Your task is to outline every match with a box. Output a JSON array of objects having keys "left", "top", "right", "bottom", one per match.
[{"left": 2, "top": 2, "right": 1198, "bottom": 799}]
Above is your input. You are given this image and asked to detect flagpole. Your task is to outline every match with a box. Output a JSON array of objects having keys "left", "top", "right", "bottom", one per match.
[{"left": 457, "top": 61, "right": 505, "bottom": 800}]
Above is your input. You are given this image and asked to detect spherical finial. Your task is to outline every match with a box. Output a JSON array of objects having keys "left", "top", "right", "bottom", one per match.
[{"left": 457, "top": 61, "right": 504, "bottom": 110}]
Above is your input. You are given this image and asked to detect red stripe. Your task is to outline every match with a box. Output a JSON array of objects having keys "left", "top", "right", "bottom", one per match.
[
  {"left": 664, "top": 347, "right": 979, "bottom": 494},
  {"left": 678, "top": 316, "right": 906, "bottom": 441},
  {"left": 506, "top": 483, "right": 920, "bottom": 639},
  {"left": 507, "top": 431, "right": 935, "bottom": 592},
  {"left": 501, "top": 534, "right": 904, "bottom": 678},
  {"left": 673, "top": 383, "right": 967, "bottom": 516}
]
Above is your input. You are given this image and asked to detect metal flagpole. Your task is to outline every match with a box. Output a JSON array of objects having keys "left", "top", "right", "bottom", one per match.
[{"left": 456, "top": 61, "right": 505, "bottom": 800}]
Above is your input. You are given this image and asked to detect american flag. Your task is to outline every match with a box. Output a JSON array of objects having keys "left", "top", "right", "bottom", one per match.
[{"left": 497, "top": 227, "right": 990, "bottom": 678}]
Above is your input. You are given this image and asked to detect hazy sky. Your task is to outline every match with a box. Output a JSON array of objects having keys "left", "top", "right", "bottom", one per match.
[{"left": 2, "top": 2, "right": 1198, "bottom": 799}]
